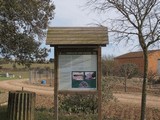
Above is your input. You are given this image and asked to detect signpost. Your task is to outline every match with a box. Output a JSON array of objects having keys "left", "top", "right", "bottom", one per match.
[
  {"left": 46, "top": 27, "right": 108, "bottom": 120},
  {"left": 58, "top": 51, "right": 97, "bottom": 91}
]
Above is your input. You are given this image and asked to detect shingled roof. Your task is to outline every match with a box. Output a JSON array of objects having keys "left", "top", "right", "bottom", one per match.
[{"left": 46, "top": 27, "right": 108, "bottom": 46}]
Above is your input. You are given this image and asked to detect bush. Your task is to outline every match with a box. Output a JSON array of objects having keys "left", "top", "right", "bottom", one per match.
[
  {"left": 58, "top": 77, "right": 115, "bottom": 117},
  {"left": 35, "top": 107, "right": 98, "bottom": 120},
  {"left": 58, "top": 94, "right": 98, "bottom": 114},
  {"left": 102, "top": 77, "right": 115, "bottom": 103}
]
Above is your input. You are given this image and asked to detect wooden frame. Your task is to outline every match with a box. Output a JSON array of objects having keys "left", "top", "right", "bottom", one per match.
[
  {"left": 97, "top": 47, "right": 102, "bottom": 120},
  {"left": 46, "top": 27, "right": 108, "bottom": 120},
  {"left": 54, "top": 46, "right": 58, "bottom": 120},
  {"left": 54, "top": 46, "right": 102, "bottom": 120}
]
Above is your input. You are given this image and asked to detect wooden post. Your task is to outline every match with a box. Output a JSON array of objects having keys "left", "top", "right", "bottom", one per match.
[
  {"left": 54, "top": 46, "right": 58, "bottom": 120},
  {"left": 97, "top": 47, "right": 102, "bottom": 120},
  {"left": 29, "top": 70, "right": 32, "bottom": 84},
  {"left": 7, "top": 91, "right": 36, "bottom": 120}
]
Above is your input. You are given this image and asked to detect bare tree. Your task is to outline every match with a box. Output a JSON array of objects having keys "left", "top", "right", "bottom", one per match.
[
  {"left": 85, "top": 0, "right": 160, "bottom": 119},
  {"left": 102, "top": 55, "right": 115, "bottom": 76},
  {"left": 119, "top": 63, "right": 139, "bottom": 92},
  {"left": 147, "top": 70, "right": 157, "bottom": 88}
]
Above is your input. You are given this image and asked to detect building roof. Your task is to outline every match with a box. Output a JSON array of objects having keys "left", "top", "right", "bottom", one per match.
[
  {"left": 46, "top": 27, "right": 108, "bottom": 46},
  {"left": 115, "top": 50, "right": 160, "bottom": 59}
]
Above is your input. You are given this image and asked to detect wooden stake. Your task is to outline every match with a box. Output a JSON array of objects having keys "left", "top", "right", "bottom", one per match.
[
  {"left": 54, "top": 46, "right": 58, "bottom": 120},
  {"left": 98, "top": 47, "right": 102, "bottom": 120}
]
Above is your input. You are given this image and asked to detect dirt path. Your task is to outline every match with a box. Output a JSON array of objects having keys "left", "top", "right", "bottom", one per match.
[
  {"left": 0, "top": 79, "right": 159, "bottom": 108},
  {"left": 114, "top": 93, "right": 160, "bottom": 109},
  {"left": 0, "top": 79, "right": 54, "bottom": 95}
]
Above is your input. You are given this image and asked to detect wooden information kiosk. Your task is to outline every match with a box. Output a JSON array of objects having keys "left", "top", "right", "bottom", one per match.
[{"left": 46, "top": 27, "right": 108, "bottom": 120}]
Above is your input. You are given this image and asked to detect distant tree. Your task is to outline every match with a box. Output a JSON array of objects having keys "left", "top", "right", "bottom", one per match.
[
  {"left": 0, "top": 0, "right": 55, "bottom": 67},
  {"left": 147, "top": 70, "right": 157, "bottom": 88},
  {"left": 86, "top": 0, "right": 160, "bottom": 119},
  {"left": 119, "top": 63, "right": 139, "bottom": 92},
  {"left": 35, "top": 48, "right": 51, "bottom": 63},
  {"left": 49, "top": 58, "right": 54, "bottom": 63},
  {"left": 101, "top": 55, "right": 115, "bottom": 76}
]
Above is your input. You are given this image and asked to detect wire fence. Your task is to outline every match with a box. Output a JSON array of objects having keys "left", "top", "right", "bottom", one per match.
[{"left": 29, "top": 68, "right": 54, "bottom": 86}]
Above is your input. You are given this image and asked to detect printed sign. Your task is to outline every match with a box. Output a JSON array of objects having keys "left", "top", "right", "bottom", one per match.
[{"left": 58, "top": 53, "right": 97, "bottom": 91}]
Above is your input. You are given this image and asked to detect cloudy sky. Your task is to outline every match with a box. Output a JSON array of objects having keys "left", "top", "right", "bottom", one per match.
[{"left": 46, "top": 0, "right": 136, "bottom": 58}]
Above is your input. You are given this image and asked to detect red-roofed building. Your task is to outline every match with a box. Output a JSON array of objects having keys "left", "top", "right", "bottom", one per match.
[{"left": 114, "top": 50, "right": 160, "bottom": 75}]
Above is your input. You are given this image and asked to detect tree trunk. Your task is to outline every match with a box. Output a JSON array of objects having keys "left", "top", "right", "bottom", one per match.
[
  {"left": 140, "top": 49, "right": 148, "bottom": 120},
  {"left": 124, "top": 77, "right": 127, "bottom": 92},
  {"left": 7, "top": 90, "right": 36, "bottom": 120}
]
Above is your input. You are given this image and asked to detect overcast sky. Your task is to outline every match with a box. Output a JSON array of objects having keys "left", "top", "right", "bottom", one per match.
[{"left": 46, "top": 0, "right": 137, "bottom": 58}]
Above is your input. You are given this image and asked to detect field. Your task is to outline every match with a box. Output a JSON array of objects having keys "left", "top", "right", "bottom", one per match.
[
  {"left": 0, "top": 63, "right": 53, "bottom": 80},
  {"left": 0, "top": 65, "right": 160, "bottom": 119},
  {"left": 103, "top": 101, "right": 160, "bottom": 120}
]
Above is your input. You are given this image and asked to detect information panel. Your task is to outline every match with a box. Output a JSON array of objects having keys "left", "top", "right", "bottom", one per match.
[{"left": 58, "top": 52, "right": 97, "bottom": 91}]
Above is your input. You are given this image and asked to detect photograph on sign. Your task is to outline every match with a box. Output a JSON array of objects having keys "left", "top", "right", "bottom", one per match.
[
  {"left": 72, "top": 72, "right": 84, "bottom": 81},
  {"left": 72, "top": 71, "right": 96, "bottom": 88}
]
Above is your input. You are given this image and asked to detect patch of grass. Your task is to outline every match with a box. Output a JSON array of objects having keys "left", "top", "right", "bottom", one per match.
[
  {"left": 153, "top": 108, "right": 160, "bottom": 112},
  {"left": 103, "top": 116, "right": 122, "bottom": 120},
  {"left": 0, "top": 76, "right": 17, "bottom": 81},
  {"left": 35, "top": 111, "right": 53, "bottom": 120},
  {"left": 0, "top": 106, "right": 124, "bottom": 120},
  {"left": 0, "top": 71, "right": 29, "bottom": 81},
  {"left": 55, "top": 114, "right": 97, "bottom": 120},
  {"left": 0, "top": 89, "right": 5, "bottom": 94},
  {"left": 31, "top": 63, "right": 54, "bottom": 69},
  {"left": 35, "top": 107, "right": 98, "bottom": 120},
  {"left": 0, "top": 63, "right": 53, "bottom": 81},
  {"left": 0, "top": 106, "right": 8, "bottom": 120},
  {"left": 8, "top": 71, "right": 29, "bottom": 78}
]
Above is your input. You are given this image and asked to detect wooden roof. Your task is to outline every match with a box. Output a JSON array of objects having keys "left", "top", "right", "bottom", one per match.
[
  {"left": 46, "top": 27, "right": 108, "bottom": 46},
  {"left": 115, "top": 50, "right": 160, "bottom": 59}
]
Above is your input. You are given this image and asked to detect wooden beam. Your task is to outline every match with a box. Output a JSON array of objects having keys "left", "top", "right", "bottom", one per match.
[
  {"left": 54, "top": 46, "right": 58, "bottom": 120},
  {"left": 97, "top": 47, "right": 102, "bottom": 120},
  {"left": 58, "top": 90, "right": 98, "bottom": 95}
]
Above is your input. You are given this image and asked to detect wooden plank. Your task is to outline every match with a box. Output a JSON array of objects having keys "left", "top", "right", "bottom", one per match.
[
  {"left": 97, "top": 47, "right": 102, "bottom": 120},
  {"left": 47, "top": 40, "right": 106, "bottom": 45},
  {"left": 46, "top": 27, "right": 108, "bottom": 46},
  {"left": 54, "top": 46, "right": 58, "bottom": 120},
  {"left": 57, "top": 47, "right": 98, "bottom": 51},
  {"left": 58, "top": 90, "right": 98, "bottom": 95},
  {"left": 48, "top": 27, "right": 107, "bottom": 31},
  {"left": 47, "top": 35, "right": 107, "bottom": 39},
  {"left": 47, "top": 38, "right": 106, "bottom": 41},
  {"left": 47, "top": 30, "right": 107, "bottom": 34}
]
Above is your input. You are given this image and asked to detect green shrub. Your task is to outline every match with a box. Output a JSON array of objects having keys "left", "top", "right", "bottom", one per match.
[
  {"left": 59, "top": 94, "right": 98, "bottom": 114},
  {"left": 59, "top": 114, "right": 97, "bottom": 120},
  {"left": 35, "top": 107, "right": 98, "bottom": 120},
  {"left": 35, "top": 111, "right": 53, "bottom": 120},
  {"left": 58, "top": 78, "right": 115, "bottom": 116}
]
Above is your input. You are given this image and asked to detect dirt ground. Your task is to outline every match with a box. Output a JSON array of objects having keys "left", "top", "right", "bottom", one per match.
[
  {"left": 114, "top": 93, "right": 160, "bottom": 109},
  {"left": 0, "top": 79, "right": 159, "bottom": 109},
  {"left": 1, "top": 79, "right": 159, "bottom": 119},
  {"left": 0, "top": 79, "right": 54, "bottom": 95}
]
